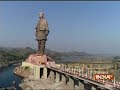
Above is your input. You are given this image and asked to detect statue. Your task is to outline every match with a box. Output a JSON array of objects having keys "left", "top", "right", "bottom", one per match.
[{"left": 35, "top": 12, "right": 49, "bottom": 55}]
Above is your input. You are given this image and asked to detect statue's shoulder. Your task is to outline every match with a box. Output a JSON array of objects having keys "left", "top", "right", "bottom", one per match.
[
  {"left": 42, "top": 19, "right": 47, "bottom": 23},
  {"left": 40, "top": 19, "right": 48, "bottom": 25}
]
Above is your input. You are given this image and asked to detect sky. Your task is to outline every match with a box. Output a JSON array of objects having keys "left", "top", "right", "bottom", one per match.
[{"left": 1, "top": 1, "right": 120, "bottom": 55}]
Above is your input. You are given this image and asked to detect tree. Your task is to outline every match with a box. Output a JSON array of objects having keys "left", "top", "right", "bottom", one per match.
[{"left": 112, "top": 56, "right": 120, "bottom": 70}]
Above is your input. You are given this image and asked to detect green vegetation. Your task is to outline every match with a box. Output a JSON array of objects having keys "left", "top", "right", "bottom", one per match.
[
  {"left": 0, "top": 46, "right": 115, "bottom": 66},
  {"left": 110, "top": 56, "right": 120, "bottom": 81},
  {"left": 0, "top": 46, "right": 118, "bottom": 69},
  {"left": 0, "top": 47, "right": 36, "bottom": 66},
  {"left": 112, "top": 56, "right": 120, "bottom": 69},
  {"left": 21, "top": 66, "right": 30, "bottom": 71}
]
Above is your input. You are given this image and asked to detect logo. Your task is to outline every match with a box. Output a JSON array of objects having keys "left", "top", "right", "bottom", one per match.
[{"left": 94, "top": 74, "right": 114, "bottom": 80}]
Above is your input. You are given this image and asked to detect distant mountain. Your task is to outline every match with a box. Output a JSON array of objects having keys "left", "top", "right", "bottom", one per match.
[
  {"left": 0, "top": 46, "right": 12, "bottom": 51},
  {"left": 0, "top": 46, "right": 114, "bottom": 63},
  {"left": 0, "top": 46, "right": 37, "bottom": 66}
]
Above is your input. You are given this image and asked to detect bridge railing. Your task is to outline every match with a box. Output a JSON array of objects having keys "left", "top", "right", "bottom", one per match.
[{"left": 46, "top": 63, "right": 120, "bottom": 89}]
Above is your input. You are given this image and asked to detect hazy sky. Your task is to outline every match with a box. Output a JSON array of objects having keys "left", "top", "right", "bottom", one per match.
[{"left": 1, "top": 1, "right": 120, "bottom": 54}]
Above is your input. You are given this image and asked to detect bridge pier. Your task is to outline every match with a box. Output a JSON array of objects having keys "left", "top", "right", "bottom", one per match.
[
  {"left": 61, "top": 74, "right": 66, "bottom": 84},
  {"left": 92, "top": 85, "right": 97, "bottom": 90},
  {"left": 43, "top": 67, "right": 47, "bottom": 78},
  {"left": 84, "top": 82, "right": 99, "bottom": 90},
  {"left": 55, "top": 72, "right": 60, "bottom": 83},
  {"left": 68, "top": 76, "right": 74, "bottom": 89},
  {"left": 84, "top": 81, "right": 92, "bottom": 90},
  {"left": 34, "top": 66, "right": 40, "bottom": 79},
  {"left": 34, "top": 66, "right": 45, "bottom": 79},
  {"left": 48, "top": 70, "right": 55, "bottom": 79},
  {"left": 79, "top": 80, "right": 84, "bottom": 90}
]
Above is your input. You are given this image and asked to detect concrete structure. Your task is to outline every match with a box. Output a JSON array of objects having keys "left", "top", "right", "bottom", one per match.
[
  {"left": 68, "top": 76, "right": 74, "bottom": 89},
  {"left": 46, "top": 66, "right": 120, "bottom": 90},
  {"left": 22, "top": 61, "right": 47, "bottom": 79},
  {"left": 22, "top": 60, "right": 120, "bottom": 90},
  {"left": 79, "top": 80, "right": 84, "bottom": 89},
  {"left": 55, "top": 72, "right": 60, "bottom": 83},
  {"left": 21, "top": 53, "right": 54, "bottom": 79}
]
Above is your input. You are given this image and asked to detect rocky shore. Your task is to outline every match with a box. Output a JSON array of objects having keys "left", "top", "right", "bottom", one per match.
[
  {"left": 13, "top": 66, "right": 33, "bottom": 78},
  {"left": 0, "top": 86, "right": 16, "bottom": 90},
  {"left": 14, "top": 66, "right": 80, "bottom": 90},
  {"left": 0, "top": 64, "right": 9, "bottom": 70},
  {"left": 19, "top": 77, "right": 81, "bottom": 90},
  {"left": 0, "top": 62, "right": 21, "bottom": 71}
]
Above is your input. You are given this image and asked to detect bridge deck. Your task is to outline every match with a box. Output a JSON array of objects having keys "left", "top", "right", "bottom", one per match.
[{"left": 47, "top": 66, "right": 119, "bottom": 90}]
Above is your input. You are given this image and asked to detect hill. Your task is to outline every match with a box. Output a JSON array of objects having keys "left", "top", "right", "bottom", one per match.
[
  {"left": 0, "top": 46, "right": 114, "bottom": 65},
  {"left": 0, "top": 47, "right": 36, "bottom": 66}
]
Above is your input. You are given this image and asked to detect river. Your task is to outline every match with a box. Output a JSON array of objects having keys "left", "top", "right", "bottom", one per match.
[{"left": 0, "top": 65, "right": 23, "bottom": 90}]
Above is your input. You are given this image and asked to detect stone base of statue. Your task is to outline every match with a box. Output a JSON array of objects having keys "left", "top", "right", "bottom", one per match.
[
  {"left": 22, "top": 53, "right": 53, "bottom": 65},
  {"left": 26, "top": 54, "right": 47, "bottom": 65},
  {"left": 21, "top": 53, "right": 54, "bottom": 79}
]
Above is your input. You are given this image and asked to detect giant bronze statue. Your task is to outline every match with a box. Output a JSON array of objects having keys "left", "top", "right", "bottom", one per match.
[{"left": 35, "top": 12, "right": 49, "bottom": 55}]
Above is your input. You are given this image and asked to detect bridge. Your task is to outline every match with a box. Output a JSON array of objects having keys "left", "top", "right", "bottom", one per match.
[
  {"left": 43, "top": 63, "right": 120, "bottom": 90},
  {"left": 22, "top": 56, "right": 120, "bottom": 90}
]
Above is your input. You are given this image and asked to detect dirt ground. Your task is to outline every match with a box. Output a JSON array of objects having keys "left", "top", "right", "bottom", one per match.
[{"left": 19, "top": 77, "right": 82, "bottom": 90}]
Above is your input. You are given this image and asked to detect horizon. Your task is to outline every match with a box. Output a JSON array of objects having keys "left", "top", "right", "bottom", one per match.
[
  {"left": 1, "top": 1, "right": 120, "bottom": 55},
  {"left": 0, "top": 46, "right": 118, "bottom": 56}
]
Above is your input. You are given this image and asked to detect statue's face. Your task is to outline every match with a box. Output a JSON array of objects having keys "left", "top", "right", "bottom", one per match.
[{"left": 39, "top": 12, "right": 44, "bottom": 18}]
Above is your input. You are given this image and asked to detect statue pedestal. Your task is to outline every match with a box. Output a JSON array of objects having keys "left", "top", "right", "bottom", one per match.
[
  {"left": 21, "top": 54, "right": 52, "bottom": 79},
  {"left": 25, "top": 54, "right": 48, "bottom": 65}
]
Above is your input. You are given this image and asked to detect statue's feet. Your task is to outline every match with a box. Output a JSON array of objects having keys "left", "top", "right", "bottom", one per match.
[
  {"left": 39, "top": 54, "right": 44, "bottom": 56},
  {"left": 36, "top": 53, "right": 44, "bottom": 56}
]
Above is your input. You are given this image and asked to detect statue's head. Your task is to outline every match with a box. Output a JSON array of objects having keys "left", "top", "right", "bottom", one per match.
[{"left": 39, "top": 12, "right": 44, "bottom": 18}]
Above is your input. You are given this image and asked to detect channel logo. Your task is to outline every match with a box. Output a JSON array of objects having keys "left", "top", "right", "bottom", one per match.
[{"left": 94, "top": 74, "right": 114, "bottom": 80}]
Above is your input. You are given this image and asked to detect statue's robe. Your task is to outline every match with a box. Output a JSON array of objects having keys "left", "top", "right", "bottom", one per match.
[{"left": 35, "top": 19, "right": 49, "bottom": 41}]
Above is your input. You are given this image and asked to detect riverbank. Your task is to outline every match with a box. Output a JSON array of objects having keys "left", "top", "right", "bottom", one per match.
[
  {"left": 0, "top": 61, "right": 21, "bottom": 70},
  {"left": 0, "top": 86, "right": 16, "bottom": 90},
  {"left": 0, "top": 64, "right": 23, "bottom": 90},
  {"left": 13, "top": 66, "right": 33, "bottom": 78}
]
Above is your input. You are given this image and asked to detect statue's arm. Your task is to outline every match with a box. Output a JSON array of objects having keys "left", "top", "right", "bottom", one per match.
[
  {"left": 45, "top": 30, "right": 49, "bottom": 36},
  {"left": 35, "top": 21, "right": 39, "bottom": 37},
  {"left": 35, "top": 25, "right": 37, "bottom": 29},
  {"left": 35, "top": 20, "right": 40, "bottom": 30},
  {"left": 45, "top": 21, "right": 49, "bottom": 36}
]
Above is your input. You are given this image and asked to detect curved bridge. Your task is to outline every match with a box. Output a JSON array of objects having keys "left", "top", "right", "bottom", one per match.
[{"left": 45, "top": 64, "right": 120, "bottom": 90}]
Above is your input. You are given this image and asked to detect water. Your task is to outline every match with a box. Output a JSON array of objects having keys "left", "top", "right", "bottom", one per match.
[
  {"left": 0, "top": 65, "right": 23, "bottom": 90},
  {"left": 58, "top": 56, "right": 81, "bottom": 62}
]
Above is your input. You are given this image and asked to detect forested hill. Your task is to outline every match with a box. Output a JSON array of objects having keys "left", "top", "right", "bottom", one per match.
[
  {"left": 0, "top": 46, "right": 114, "bottom": 65},
  {"left": 0, "top": 47, "right": 36, "bottom": 65}
]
